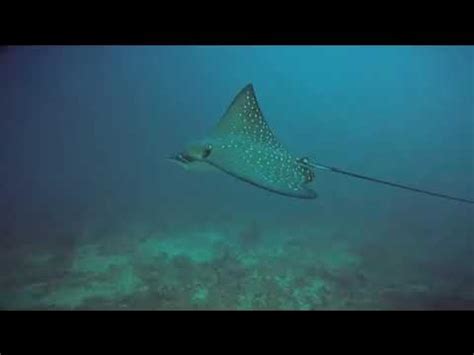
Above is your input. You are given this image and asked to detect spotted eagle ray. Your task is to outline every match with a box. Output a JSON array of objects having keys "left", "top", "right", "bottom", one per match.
[{"left": 169, "top": 84, "right": 474, "bottom": 204}]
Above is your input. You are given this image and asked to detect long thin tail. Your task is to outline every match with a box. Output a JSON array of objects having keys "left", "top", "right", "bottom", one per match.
[{"left": 309, "top": 162, "right": 474, "bottom": 205}]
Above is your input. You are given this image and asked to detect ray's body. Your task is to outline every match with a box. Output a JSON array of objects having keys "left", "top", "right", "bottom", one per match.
[
  {"left": 171, "top": 84, "right": 317, "bottom": 199},
  {"left": 169, "top": 83, "right": 474, "bottom": 204}
]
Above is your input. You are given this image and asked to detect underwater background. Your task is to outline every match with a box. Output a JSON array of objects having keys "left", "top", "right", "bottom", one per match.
[{"left": 0, "top": 45, "right": 472, "bottom": 310}]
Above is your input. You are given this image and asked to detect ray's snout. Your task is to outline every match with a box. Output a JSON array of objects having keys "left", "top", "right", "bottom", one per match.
[
  {"left": 168, "top": 142, "right": 213, "bottom": 164},
  {"left": 167, "top": 152, "right": 194, "bottom": 166}
]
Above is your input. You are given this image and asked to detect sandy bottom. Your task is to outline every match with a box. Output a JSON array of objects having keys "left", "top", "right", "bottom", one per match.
[{"left": 0, "top": 221, "right": 472, "bottom": 310}]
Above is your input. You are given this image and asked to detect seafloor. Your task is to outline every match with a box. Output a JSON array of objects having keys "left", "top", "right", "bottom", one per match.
[{"left": 1, "top": 216, "right": 472, "bottom": 310}]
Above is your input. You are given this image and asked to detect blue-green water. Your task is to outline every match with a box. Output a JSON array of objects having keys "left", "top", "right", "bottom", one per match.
[{"left": 0, "top": 45, "right": 472, "bottom": 309}]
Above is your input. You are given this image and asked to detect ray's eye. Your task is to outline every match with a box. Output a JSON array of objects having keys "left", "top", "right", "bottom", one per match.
[{"left": 202, "top": 144, "right": 213, "bottom": 158}]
